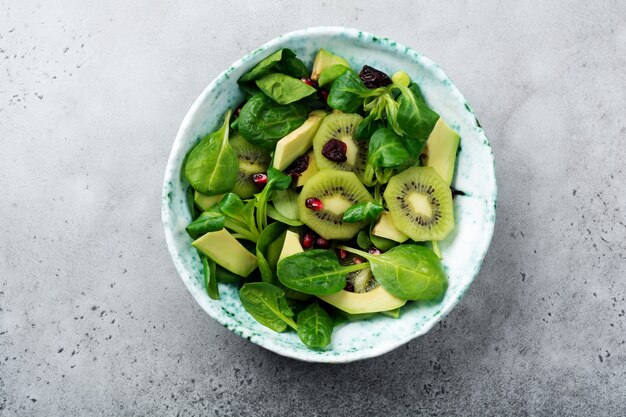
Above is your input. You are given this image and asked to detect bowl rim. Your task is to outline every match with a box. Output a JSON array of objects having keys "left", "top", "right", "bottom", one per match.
[{"left": 162, "top": 26, "right": 497, "bottom": 363}]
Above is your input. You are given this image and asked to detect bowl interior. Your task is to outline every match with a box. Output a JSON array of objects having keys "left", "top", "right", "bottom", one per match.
[{"left": 162, "top": 27, "right": 496, "bottom": 363}]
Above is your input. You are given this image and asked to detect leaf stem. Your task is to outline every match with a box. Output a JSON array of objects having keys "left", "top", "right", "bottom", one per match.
[{"left": 336, "top": 245, "right": 372, "bottom": 260}]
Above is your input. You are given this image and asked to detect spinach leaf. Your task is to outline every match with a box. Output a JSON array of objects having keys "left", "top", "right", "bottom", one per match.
[
  {"left": 256, "top": 73, "right": 316, "bottom": 105},
  {"left": 238, "top": 93, "right": 307, "bottom": 150},
  {"left": 396, "top": 84, "right": 439, "bottom": 154},
  {"left": 356, "top": 229, "right": 372, "bottom": 250},
  {"left": 219, "top": 192, "right": 245, "bottom": 223},
  {"left": 355, "top": 112, "right": 384, "bottom": 141},
  {"left": 297, "top": 303, "right": 333, "bottom": 348},
  {"left": 239, "top": 282, "right": 297, "bottom": 332},
  {"left": 186, "top": 186, "right": 198, "bottom": 219},
  {"left": 342, "top": 201, "right": 384, "bottom": 223},
  {"left": 337, "top": 245, "right": 447, "bottom": 301},
  {"left": 318, "top": 64, "right": 351, "bottom": 87},
  {"left": 184, "top": 110, "right": 238, "bottom": 195},
  {"left": 271, "top": 189, "right": 299, "bottom": 220},
  {"left": 216, "top": 264, "right": 241, "bottom": 283},
  {"left": 327, "top": 71, "right": 373, "bottom": 113},
  {"left": 255, "top": 168, "right": 292, "bottom": 231},
  {"left": 238, "top": 49, "right": 285, "bottom": 83},
  {"left": 277, "top": 249, "right": 369, "bottom": 295},
  {"left": 274, "top": 54, "right": 309, "bottom": 78},
  {"left": 256, "top": 222, "right": 288, "bottom": 283},
  {"left": 202, "top": 256, "right": 219, "bottom": 300},
  {"left": 267, "top": 205, "right": 304, "bottom": 226},
  {"left": 185, "top": 210, "right": 225, "bottom": 239},
  {"left": 363, "top": 128, "right": 410, "bottom": 186}
]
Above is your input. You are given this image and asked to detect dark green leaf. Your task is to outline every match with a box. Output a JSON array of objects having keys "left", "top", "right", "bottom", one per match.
[
  {"left": 327, "top": 71, "right": 372, "bottom": 113},
  {"left": 396, "top": 84, "right": 439, "bottom": 154},
  {"left": 297, "top": 303, "right": 333, "bottom": 348},
  {"left": 239, "top": 49, "right": 287, "bottom": 83},
  {"left": 239, "top": 282, "right": 297, "bottom": 332},
  {"left": 355, "top": 112, "right": 384, "bottom": 141},
  {"left": 318, "top": 64, "right": 351, "bottom": 87},
  {"left": 267, "top": 167, "right": 293, "bottom": 190},
  {"left": 216, "top": 264, "right": 241, "bottom": 283},
  {"left": 219, "top": 193, "right": 245, "bottom": 222},
  {"left": 255, "top": 168, "right": 293, "bottom": 231},
  {"left": 368, "top": 128, "right": 410, "bottom": 168},
  {"left": 342, "top": 201, "right": 384, "bottom": 223},
  {"left": 203, "top": 256, "right": 219, "bottom": 300},
  {"left": 256, "top": 222, "right": 288, "bottom": 283},
  {"left": 186, "top": 211, "right": 225, "bottom": 239},
  {"left": 186, "top": 186, "right": 198, "bottom": 220},
  {"left": 256, "top": 73, "right": 316, "bottom": 105},
  {"left": 356, "top": 230, "right": 372, "bottom": 250},
  {"left": 184, "top": 111, "right": 238, "bottom": 195},
  {"left": 238, "top": 93, "right": 307, "bottom": 150},
  {"left": 277, "top": 250, "right": 369, "bottom": 295},
  {"left": 275, "top": 54, "right": 309, "bottom": 78}
]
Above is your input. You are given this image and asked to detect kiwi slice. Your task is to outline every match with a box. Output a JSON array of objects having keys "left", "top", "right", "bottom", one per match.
[
  {"left": 346, "top": 268, "right": 378, "bottom": 293},
  {"left": 384, "top": 167, "right": 455, "bottom": 241},
  {"left": 298, "top": 169, "right": 373, "bottom": 240},
  {"left": 312, "top": 113, "right": 368, "bottom": 180},
  {"left": 230, "top": 133, "right": 270, "bottom": 198}
]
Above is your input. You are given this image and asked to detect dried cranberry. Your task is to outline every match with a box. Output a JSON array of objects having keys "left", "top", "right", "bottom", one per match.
[
  {"left": 302, "top": 233, "right": 315, "bottom": 249},
  {"left": 315, "top": 237, "right": 331, "bottom": 249},
  {"left": 368, "top": 247, "right": 381, "bottom": 255},
  {"left": 344, "top": 282, "right": 355, "bottom": 292},
  {"left": 305, "top": 197, "right": 323, "bottom": 211},
  {"left": 301, "top": 77, "right": 318, "bottom": 88},
  {"left": 359, "top": 65, "right": 392, "bottom": 89},
  {"left": 252, "top": 173, "right": 267, "bottom": 187},
  {"left": 337, "top": 249, "right": 348, "bottom": 260},
  {"left": 318, "top": 88, "right": 329, "bottom": 103},
  {"left": 321, "top": 139, "right": 347, "bottom": 163},
  {"left": 284, "top": 154, "right": 309, "bottom": 179}
]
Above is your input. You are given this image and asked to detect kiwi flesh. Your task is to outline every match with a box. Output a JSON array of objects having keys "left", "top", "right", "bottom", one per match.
[
  {"left": 384, "top": 167, "right": 454, "bottom": 241},
  {"left": 346, "top": 268, "right": 378, "bottom": 293},
  {"left": 312, "top": 113, "right": 368, "bottom": 180},
  {"left": 230, "top": 133, "right": 270, "bottom": 198},
  {"left": 298, "top": 169, "right": 373, "bottom": 240}
]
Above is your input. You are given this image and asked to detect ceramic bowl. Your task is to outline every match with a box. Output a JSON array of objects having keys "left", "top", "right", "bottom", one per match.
[{"left": 162, "top": 27, "right": 496, "bottom": 363}]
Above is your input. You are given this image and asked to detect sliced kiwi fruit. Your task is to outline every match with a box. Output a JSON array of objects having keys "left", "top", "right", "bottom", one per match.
[
  {"left": 346, "top": 268, "right": 378, "bottom": 293},
  {"left": 230, "top": 133, "right": 270, "bottom": 198},
  {"left": 298, "top": 169, "right": 373, "bottom": 240},
  {"left": 384, "top": 166, "right": 454, "bottom": 241},
  {"left": 312, "top": 113, "right": 368, "bottom": 180}
]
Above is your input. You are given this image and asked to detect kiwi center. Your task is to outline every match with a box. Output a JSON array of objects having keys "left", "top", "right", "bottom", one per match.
[
  {"left": 398, "top": 181, "right": 442, "bottom": 227},
  {"left": 407, "top": 192, "right": 433, "bottom": 218},
  {"left": 324, "top": 196, "right": 352, "bottom": 214}
]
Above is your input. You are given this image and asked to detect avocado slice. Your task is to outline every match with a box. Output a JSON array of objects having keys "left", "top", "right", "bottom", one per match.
[
  {"left": 371, "top": 211, "right": 409, "bottom": 243},
  {"left": 422, "top": 118, "right": 460, "bottom": 185},
  {"left": 311, "top": 49, "right": 350, "bottom": 81},
  {"left": 273, "top": 111, "right": 326, "bottom": 171},
  {"left": 194, "top": 191, "right": 224, "bottom": 211},
  {"left": 192, "top": 229, "right": 257, "bottom": 277},
  {"left": 296, "top": 150, "right": 319, "bottom": 187},
  {"left": 277, "top": 230, "right": 310, "bottom": 301},
  {"left": 319, "top": 286, "right": 406, "bottom": 315}
]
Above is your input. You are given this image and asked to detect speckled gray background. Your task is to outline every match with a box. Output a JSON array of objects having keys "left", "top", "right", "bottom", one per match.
[{"left": 1, "top": 1, "right": 625, "bottom": 416}]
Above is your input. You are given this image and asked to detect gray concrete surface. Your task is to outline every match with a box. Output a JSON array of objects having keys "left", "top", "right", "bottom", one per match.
[{"left": 1, "top": 1, "right": 625, "bottom": 416}]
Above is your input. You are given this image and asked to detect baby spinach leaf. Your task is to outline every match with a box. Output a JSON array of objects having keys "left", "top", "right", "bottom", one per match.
[
  {"left": 238, "top": 49, "right": 286, "bottom": 83},
  {"left": 186, "top": 211, "right": 225, "bottom": 239},
  {"left": 277, "top": 250, "right": 369, "bottom": 295},
  {"left": 396, "top": 84, "right": 439, "bottom": 153},
  {"left": 216, "top": 264, "right": 241, "bottom": 283},
  {"left": 342, "top": 201, "right": 384, "bottom": 223},
  {"left": 356, "top": 229, "right": 372, "bottom": 250},
  {"left": 184, "top": 110, "right": 238, "bottom": 195},
  {"left": 337, "top": 245, "right": 448, "bottom": 301},
  {"left": 239, "top": 282, "right": 297, "bottom": 332},
  {"left": 274, "top": 54, "right": 309, "bottom": 79},
  {"left": 255, "top": 168, "right": 293, "bottom": 231},
  {"left": 271, "top": 189, "right": 299, "bottom": 220},
  {"left": 267, "top": 205, "right": 304, "bottom": 226},
  {"left": 238, "top": 93, "right": 308, "bottom": 150},
  {"left": 202, "top": 256, "right": 219, "bottom": 300},
  {"left": 318, "top": 64, "right": 351, "bottom": 87},
  {"left": 355, "top": 112, "right": 384, "bottom": 141},
  {"left": 256, "top": 73, "right": 316, "bottom": 105},
  {"left": 256, "top": 222, "right": 288, "bottom": 283},
  {"left": 219, "top": 193, "right": 245, "bottom": 223},
  {"left": 327, "top": 71, "right": 373, "bottom": 113},
  {"left": 186, "top": 186, "right": 198, "bottom": 219},
  {"left": 297, "top": 303, "right": 333, "bottom": 348}
]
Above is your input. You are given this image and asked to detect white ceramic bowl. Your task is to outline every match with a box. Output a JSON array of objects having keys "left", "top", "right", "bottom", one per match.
[{"left": 162, "top": 27, "right": 496, "bottom": 363}]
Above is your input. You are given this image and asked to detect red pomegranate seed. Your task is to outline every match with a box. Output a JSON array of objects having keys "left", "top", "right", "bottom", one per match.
[
  {"left": 301, "top": 77, "right": 318, "bottom": 88},
  {"left": 353, "top": 258, "right": 363, "bottom": 264},
  {"left": 315, "top": 237, "right": 331, "bottom": 249},
  {"left": 337, "top": 249, "right": 348, "bottom": 260},
  {"left": 318, "top": 88, "right": 329, "bottom": 103},
  {"left": 368, "top": 247, "right": 381, "bottom": 255},
  {"left": 252, "top": 173, "right": 267, "bottom": 187},
  {"left": 302, "top": 233, "right": 315, "bottom": 249},
  {"left": 305, "top": 197, "right": 323, "bottom": 211}
]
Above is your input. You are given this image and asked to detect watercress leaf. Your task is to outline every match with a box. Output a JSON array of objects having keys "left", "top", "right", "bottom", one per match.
[
  {"left": 267, "top": 205, "right": 304, "bottom": 226},
  {"left": 297, "top": 303, "right": 333, "bottom": 348},
  {"left": 356, "top": 229, "right": 372, "bottom": 250},
  {"left": 256, "top": 73, "right": 316, "bottom": 105},
  {"left": 327, "top": 71, "right": 371, "bottom": 113},
  {"left": 239, "top": 282, "right": 297, "bottom": 332},
  {"left": 342, "top": 201, "right": 384, "bottom": 223},
  {"left": 184, "top": 111, "right": 238, "bottom": 195},
  {"left": 277, "top": 250, "right": 368, "bottom": 295},
  {"left": 271, "top": 189, "right": 299, "bottom": 220},
  {"left": 318, "top": 64, "right": 351, "bottom": 87},
  {"left": 396, "top": 84, "right": 439, "bottom": 153},
  {"left": 339, "top": 245, "right": 447, "bottom": 301},
  {"left": 238, "top": 49, "right": 286, "bottom": 83},
  {"left": 219, "top": 192, "right": 245, "bottom": 222},
  {"left": 239, "top": 93, "right": 308, "bottom": 150},
  {"left": 202, "top": 256, "right": 219, "bottom": 300},
  {"left": 186, "top": 211, "right": 226, "bottom": 239},
  {"left": 216, "top": 264, "right": 241, "bottom": 283},
  {"left": 355, "top": 112, "right": 384, "bottom": 141},
  {"left": 256, "top": 222, "right": 288, "bottom": 283},
  {"left": 267, "top": 167, "right": 292, "bottom": 190},
  {"left": 368, "top": 128, "right": 410, "bottom": 168}
]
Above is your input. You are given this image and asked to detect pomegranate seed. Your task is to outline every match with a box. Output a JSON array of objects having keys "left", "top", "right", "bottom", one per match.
[
  {"left": 337, "top": 249, "right": 348, "bottom": 260},
  {"left": 234, "top": 101, "right": 245, "bottom": 117},
  {"left": 301, "top": 77, "right": 318, "bottom": 88},
  {"left": 252, "top": 173, "right": 267, "bottom": 187},
  {"left": 353, "top": 258, "right": 363, "bottom": 264},
  {"left": 321, "top": 139, "right": 347, "bottom": 162},
  {"left": 315, "top": 237, "right": 331, "bottom": 249},
  {"left": 302, "top": 233, "right": 315, "bottom": 249},
  {"left": 318, "top": 88, "right": 329, "bottom": 103},
  {"left": 368, "top": 247, "right": 381, "bottom": 255},
  {"left": 344, "top": 282, "right": 355, "bottom": 292},
  {"left": 305, "top": 197, "right": 323, "bottom": 211}
]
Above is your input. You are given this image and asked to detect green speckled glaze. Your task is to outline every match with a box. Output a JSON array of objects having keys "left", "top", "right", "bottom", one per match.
[{"left": 162, "top": 27, "right": 497, "bottom": 363}]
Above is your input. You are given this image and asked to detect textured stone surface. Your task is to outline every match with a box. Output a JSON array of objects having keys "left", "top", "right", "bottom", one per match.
[{"left": 1, "top": 1, "right": 625, "bottom": 415}]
